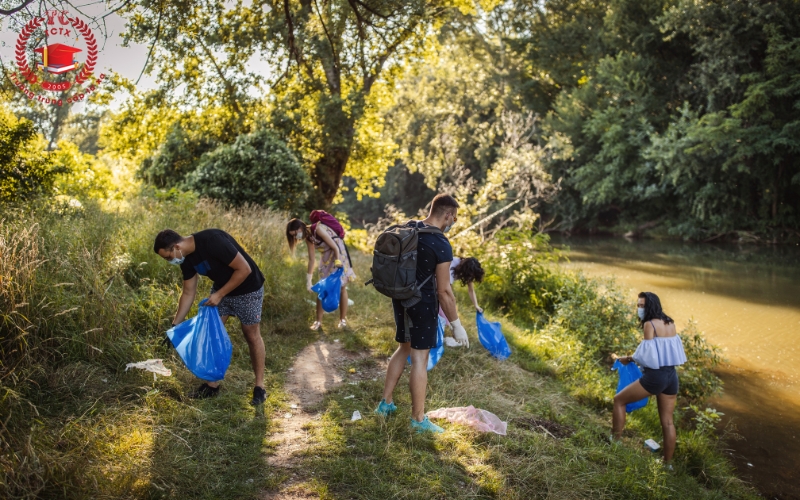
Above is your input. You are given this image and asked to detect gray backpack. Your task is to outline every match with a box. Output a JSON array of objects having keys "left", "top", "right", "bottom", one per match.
[{"left": 366, "top": 220, "right": 442, "bottom": 308}]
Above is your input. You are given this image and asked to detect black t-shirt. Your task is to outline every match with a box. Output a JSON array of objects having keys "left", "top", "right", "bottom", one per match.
[
  {"left": 415, "top": 223, "right": 453, "bottom": 297},
  {"left": 180, "top": 229, "right": 265, "bottom": 296}
]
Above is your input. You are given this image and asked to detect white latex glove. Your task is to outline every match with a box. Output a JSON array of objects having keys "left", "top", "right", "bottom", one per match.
[
  {"left": 450, "top": 318, "right": 469, "bottom": 348},
  {"left": 444, "top": 337, "right": 462, "bottom": 347},
  {"left": 306, "top": 273, "right": 314, "bottom": 292}
]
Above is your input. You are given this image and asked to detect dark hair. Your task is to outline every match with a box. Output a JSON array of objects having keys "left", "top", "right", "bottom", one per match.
[
  {"left": 452, "top": 257, "right": 484, "bottom": 285},
  {"left": 286, "top": 218, "right": 312, "bottom": 252},
  {"left": 154, "top": 229, "right": 182, "bottom": 254},
  {"left": 430, "top": 193, "right": 459, "bottom": 217},
  {"left": 638, "top": 291, "right": 674, "bottom": 327}
]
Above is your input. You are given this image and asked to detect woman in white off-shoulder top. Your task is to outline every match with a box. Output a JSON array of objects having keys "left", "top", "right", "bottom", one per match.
[{"left": 612, "top": 292, "right": 687, "bottom": 464}]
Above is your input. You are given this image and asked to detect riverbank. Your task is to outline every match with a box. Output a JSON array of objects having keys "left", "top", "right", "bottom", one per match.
[
  {"left": 0, "top": 194, "right": 756, "bottom": 498},
  {"left": 552, "top": 235, "right": 800, "bottom": 497}
]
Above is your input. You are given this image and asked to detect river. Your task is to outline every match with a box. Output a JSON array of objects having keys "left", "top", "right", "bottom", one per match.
[{"left": 550, "top": 236, "right": 800, "bottom": 499}]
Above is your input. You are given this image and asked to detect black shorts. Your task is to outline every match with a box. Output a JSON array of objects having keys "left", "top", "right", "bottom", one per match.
[
  {"left": 393, "top": 297, "right": 438, "bottom": 350},
  {"left": 640, "top": 366, "right": 679, "bottom": 396}
]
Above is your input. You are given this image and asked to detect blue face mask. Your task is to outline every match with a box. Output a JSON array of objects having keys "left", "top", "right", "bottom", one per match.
[
  {"left": 637, "top": 307, "right": 645, "bottom": 320},
  {"left": 169, "top": 248, "right": 184, "bottom": 265}
]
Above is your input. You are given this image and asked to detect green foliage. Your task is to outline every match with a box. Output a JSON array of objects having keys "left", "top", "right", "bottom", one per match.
[
  {"left": 186, "top": 128, "right": 310, "bottom": 210},
  {"left": 51, "top": 141, "right": 115, "bottom": 201},
  {"left": 685, "top": 405, "right": 726, "bottom": 436},
  {"left": 0, "top": 193, "right": 311, "bottom": 499},
  {"left": 139, "top": 122, "right": 221, "bottom": 188},
  {"left": 0, "top": 106, "right": 60, "bottom": 203}
]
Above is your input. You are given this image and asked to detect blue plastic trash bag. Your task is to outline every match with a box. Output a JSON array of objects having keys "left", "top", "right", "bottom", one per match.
[
  {"left": 611, "top": 359, "right": 648, "bottom": 413},
  {"left": 311, "top": 267, "right": 344, "bottom": 313},
  {"left": 408, "top": 314, "right": 446, "bottom": 371},
  {"left": 476, "top": 312, "right": 511, "bottom": 360},
  {"left": 167, "top": 299, "right": 233, "bottom": 381}
]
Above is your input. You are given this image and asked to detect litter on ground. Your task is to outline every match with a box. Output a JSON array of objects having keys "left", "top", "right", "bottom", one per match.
[
  {"left": 351, "top": 410, "right": 362, "bottom": 421},
  {"left": 125, "top": 359, "right": 172, "bottom": 377},
  {"left": 428, "top": 405, "right": 507, "bottom": 435}
]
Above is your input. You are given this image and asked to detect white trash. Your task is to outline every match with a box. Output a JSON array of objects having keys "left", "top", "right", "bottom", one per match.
[
  {"left": 344, "top": 395, "right": 355, "bottom": 399},
  {"left": 644, "top": 439, "right": 661, "bottom": 452},
  {"left": 125, "top": 359, "right": 172, "bottom": 377},
  {"left": 284, "top": 412, "right": 293, "bottom": 419},
  {"left": 351, "top": 410, "right": 362, "bottom": 421}
]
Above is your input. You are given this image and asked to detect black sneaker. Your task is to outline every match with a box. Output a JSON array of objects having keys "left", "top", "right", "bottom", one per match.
[
  {"left": 250, "top": 386, "right": 267, "bottom": 406},
  {"left": 189, "top": 383, "right": 220, "bottom": 399}
]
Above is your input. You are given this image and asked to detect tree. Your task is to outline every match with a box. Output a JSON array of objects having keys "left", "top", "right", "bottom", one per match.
[{"left": 264, "top": 0, "right": 474, "bottom": 208}]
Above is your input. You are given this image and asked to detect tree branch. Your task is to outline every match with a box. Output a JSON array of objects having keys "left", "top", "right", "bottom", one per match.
[
  {"left": 136, "top": 2, "right": 163, "bottom": 85},
  {"left": 352, "top": 0, "right": 392, "bottom": 19},
  {"left": 283, "top": 0, "right": 319, "bottom": 86},
  {"left": 0, "top": 0, "right": 35, "bottom": 16},
  {"left": 312, "top": 0, "right": 340, "bottom": 94}
]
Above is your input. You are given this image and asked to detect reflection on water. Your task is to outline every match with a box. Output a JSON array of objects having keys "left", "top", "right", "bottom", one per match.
[{"left": 551, "top": 236, "right": 800, "bottom": 497}]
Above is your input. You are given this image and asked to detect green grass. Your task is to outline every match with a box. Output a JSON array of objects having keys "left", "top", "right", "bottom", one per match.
[
  {"left": 0, "top": 191, "right": 756, "bottom": 499},
  {"left": 274, "top": 263, "right": 756, "bottom": 499}
]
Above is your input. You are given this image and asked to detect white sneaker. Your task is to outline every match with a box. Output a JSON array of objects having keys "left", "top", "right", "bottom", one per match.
[
  {"left": 310, "top": 321, "right": 322, "bottom": 331},
  {"left": 337, "top": 319, "right": 348, "bottom": 329}
]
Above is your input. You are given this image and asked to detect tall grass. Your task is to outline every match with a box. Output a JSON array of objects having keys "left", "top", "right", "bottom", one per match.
[{"left": 0, "top": 191, "right": 312, "bottom": 498}]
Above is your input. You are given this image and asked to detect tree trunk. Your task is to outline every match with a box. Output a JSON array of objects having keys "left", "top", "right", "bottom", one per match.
[{"left": 311, "top": 146, "right": 351, "bottom": 209}]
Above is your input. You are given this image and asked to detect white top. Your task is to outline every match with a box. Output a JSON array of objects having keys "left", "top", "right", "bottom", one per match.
[
  {"left": 449, "top": 257, "right": 461, "bottom": 285},
  {"left": 632, "top": 335, "right": 688, "bottom": 369}
]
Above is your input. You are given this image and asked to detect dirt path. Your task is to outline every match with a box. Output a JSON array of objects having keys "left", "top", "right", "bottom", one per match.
[{"left": 261, "top": 340, "right": 385, "bottom": 499}]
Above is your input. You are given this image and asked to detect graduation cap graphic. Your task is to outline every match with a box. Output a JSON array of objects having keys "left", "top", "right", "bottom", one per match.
[{"left": 35, "top": 43, "right": 81, "bottom": 74}]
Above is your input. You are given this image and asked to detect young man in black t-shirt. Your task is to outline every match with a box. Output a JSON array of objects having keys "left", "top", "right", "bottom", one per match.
[
  {"left": 374, "top": 194, "right": 470, "bottom": 433},
  {"left": 154, "top": 228, "right": 267, "bottom": 405}
]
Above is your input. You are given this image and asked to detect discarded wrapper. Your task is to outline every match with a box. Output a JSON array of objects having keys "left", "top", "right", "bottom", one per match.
[
  {"left": 644, "top": 438, "right": 661, "bottom": 452},
  {"left": 125, "top": 359, "right": 172, "bottom": 377},
  {"left": 351, "top": 410, "right": 362, "bottom": 421}
]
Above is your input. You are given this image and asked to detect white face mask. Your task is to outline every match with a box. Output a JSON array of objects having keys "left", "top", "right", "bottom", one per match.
[
  {"left": 443, "top": 214, "right": 456, "bottom": 233},
  {"left": 637, "top": 307, "right": 645, "bottom": 320},
  {"left": 169, "top": 248, "right": 184, "bottom": 265}
]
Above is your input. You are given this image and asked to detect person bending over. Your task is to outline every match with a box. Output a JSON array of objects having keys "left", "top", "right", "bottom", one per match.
[
  {"left": 154, "top": 228, "right": 267, "bottom": 406},
  {"left": 286, "top": 217, "right": 355, "bottom": 330},
  {"left": 612, "top": 292, "right": 687, "bottom": 464},
  {"left": 374, "top": 194, "right": 470, "bottom": 434},
  {"left": 451, "top": 257, "right": 484, "bottom": 313}
]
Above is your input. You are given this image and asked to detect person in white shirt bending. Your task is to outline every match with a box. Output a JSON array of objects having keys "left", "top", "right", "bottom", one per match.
[{"left": 612, "top": 292, "right": 687, "bottom": 464}]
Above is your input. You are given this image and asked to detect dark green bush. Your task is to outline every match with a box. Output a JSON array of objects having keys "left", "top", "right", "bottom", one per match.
[
  {"left": 138, "top": 123, "right": 220, "bottom": 188},
  {"left": 186, "top": 128, "right": 310, "bottom": 211}
]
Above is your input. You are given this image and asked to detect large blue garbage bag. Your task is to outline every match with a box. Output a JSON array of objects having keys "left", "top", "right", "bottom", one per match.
[
  {"left": 476, "top": 312, "right": 511, "bottom": 360},
  {"left": 167, "top": 299, "right": 233, "bottom": 381},
  {"left": 311, "top": 267, "right": 344, "bottom": 313},
  {"left": 408, "top": 314, "right": 446, "bottom": 371},
  {"left": 611, "top": 359, "right": 648, "bottom": 413}
]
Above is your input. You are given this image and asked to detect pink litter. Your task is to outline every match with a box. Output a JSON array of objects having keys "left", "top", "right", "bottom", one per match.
[{"left": 427, "top": 405, "right": 507, "bottom": 435}]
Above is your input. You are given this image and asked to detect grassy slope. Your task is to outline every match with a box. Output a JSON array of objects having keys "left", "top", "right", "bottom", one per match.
[
  {"left": 281, "top": 253, "right": 756, "bottom": 500},
  {"left": 1, "top": 194, "right": 755, "bottom": 499}
]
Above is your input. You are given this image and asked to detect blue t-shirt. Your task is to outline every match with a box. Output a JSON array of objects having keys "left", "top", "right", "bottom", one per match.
[{"left": 416, "top": 223, "right": 453, "bottom": 297}]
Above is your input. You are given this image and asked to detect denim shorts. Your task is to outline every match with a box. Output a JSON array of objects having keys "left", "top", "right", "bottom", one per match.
[
  {"left": 640, "top": 366, "right": 679, "bottom": 396},
  {"left": 210, "top": 286, "right": 263, "bottom": 325}
]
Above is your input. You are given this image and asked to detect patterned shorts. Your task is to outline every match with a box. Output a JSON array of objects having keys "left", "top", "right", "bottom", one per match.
[{"left": 210, "top": 286, "right": 263, "bottom": 325}]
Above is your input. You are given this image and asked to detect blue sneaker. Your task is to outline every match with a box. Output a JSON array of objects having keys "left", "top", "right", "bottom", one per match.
[
  {"left": 410, "top": 416, "right": 444, "bottom": 434},
  {"left": 374, "top": 399, "right": 397, "bottom": 416}
]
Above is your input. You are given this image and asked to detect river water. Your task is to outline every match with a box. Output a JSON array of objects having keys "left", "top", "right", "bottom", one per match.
[{"left": 551, "top": 236, "right": 800, "bottom": 498}]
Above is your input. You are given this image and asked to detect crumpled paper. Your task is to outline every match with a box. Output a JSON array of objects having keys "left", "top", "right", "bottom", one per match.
[{"left": 427, "top": 405, "right": 507, "bottom": 435}]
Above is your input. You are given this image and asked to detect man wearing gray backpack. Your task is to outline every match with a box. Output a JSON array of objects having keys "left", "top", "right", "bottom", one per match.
[{"left": 371, "top": 194, "right": 470, "bottom": 433}]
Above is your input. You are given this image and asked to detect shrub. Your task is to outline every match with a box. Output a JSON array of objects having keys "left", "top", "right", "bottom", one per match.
[
  {"left": 0, "top": 106, "right": 61, "bottom": 203},
  {"left": 138, "top": 122, "right": 220, "bottom": 187},
  {"left": 186, "top": 128, "right": 310, "bottom": 211}
]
